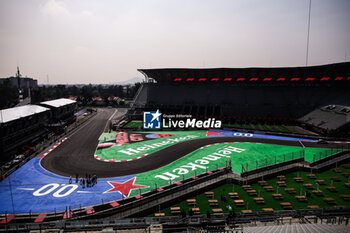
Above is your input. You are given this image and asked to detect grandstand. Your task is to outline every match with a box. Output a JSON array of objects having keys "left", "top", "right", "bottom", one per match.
[
  {"left": 130, "top": 62, "right": 350, "bottom": 136},
  {"left": 299, "top": 105, "right": 350, "bottom": 137}
]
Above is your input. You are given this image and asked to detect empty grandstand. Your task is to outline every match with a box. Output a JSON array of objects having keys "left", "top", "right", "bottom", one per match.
[
  {"left": 130, "top": 62, "right": 350, "bottom": 135},
  {"left": 299, "top": 105, "right": 350, "bottom": 137}
]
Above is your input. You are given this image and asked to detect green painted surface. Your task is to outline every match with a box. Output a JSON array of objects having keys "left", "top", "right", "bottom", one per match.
[
  {"left": 129, "top": 142, "right": 336, "bottom": 196},
  {"left": 98, "top": 132, "right": 117, "bottom": 141},
  {"left": 96, "top": 131, "right": 206, "bottom": 161},
  {"left": 95, "top": 130, "right": 343, "bottom": 199},
  {"left": 124, "top": 121, "right": 143, "bottom": 128}
]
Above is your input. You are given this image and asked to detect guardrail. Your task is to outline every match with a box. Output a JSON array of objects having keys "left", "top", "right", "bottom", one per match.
[{"left": 1, "top": 207, "right": 349, "bottom": 232}]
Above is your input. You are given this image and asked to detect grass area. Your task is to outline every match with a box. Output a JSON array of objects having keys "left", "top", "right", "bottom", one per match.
[
  {"left": 278, "top": 125, "right": 292, "bottom": 133},
  {"left": 98, "top": 132, "right": 117, "bottom": 141},
  {"left": 260, "top": 124, "right": 271, "bottom": 131},
  {"left": 123, "top": 121, "right": 143, "bottom": 128},
  {"left": 157, "top": 163, "right": 350, "bottom": 216},
  {"left": 269, "top": 125, "right": 281, "bottom": 132}
]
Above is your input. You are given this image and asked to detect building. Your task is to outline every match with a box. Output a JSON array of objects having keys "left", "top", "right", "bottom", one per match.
[
  {"left": 40, "top": 98, "right": 77, "bottom": 127},
  {"left": 0, "top": 105, "right": 50, "bottom": 162},
  {"left": 0, "top": 67, "right": 38, "bottom": 89}
]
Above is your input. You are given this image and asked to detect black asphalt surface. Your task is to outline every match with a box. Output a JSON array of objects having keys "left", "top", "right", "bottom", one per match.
[{"left": 41, "top": 110, "right": 346, "bottom": 178}]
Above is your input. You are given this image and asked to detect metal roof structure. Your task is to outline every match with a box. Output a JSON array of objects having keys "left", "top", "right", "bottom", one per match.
[
  {"left": 0, "top": 105, "right": 50, "bottom": 124},
  {"left": 40, "top": 98, "right": 76, "bottom": 108},
  {"left": 138, "top": 62, "right": 350, "bottom": 84}
]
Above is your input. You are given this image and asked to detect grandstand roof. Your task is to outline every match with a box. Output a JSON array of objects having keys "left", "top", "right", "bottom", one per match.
[
  {"left": 40, "top": 98, "right": 76, "bottom": 108},
  {"left": 138, "top": 62, "right": 350, "bottom": 84},
  {"left": 0, "top": 105, "right": 50, "bottom": 124}
]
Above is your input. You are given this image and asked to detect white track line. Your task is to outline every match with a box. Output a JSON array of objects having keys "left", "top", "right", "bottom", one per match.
[{"left": 103, "top": 109, "right": 118, "bottom": 132}]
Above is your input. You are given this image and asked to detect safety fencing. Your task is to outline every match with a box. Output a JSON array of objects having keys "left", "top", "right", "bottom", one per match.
[
  {"left": 312, "top": 148, "right": 344, "bottom": 162},
  {"left": 241, "top": 150, "right": 304, "bottom": 173}
]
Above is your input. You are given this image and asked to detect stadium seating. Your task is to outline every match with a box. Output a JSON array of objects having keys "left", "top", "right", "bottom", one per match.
[
  {"left": 299, "top": 105, "right": 350, "bottom": 136},
  {"left": 244, "top": 224, "right": 350, "bottom": 233},
  {"left": 132, "top": 83, "right": 350, "bottom": 122}
]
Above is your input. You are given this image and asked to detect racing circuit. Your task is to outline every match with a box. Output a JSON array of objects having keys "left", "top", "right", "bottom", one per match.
[
  {"left": 1, "top": 108, "right": 349, "bottom": 215},
  {"left": 41, "top": 109, "right": 344, "bottom": 178}
]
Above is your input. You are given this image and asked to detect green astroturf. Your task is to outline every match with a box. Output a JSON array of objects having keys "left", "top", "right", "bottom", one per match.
[
  {"left": 158, "top": 163, "right": 350, "bottom": 216},
  {"left": 124, "top": 121, "right": 143, "bottom": 128},
  {"left": 98, "top": 132, "right": 117, "bottom": 141}
]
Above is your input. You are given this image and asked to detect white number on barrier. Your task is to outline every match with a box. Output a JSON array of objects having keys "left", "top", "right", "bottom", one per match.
[
  {"left": 53, "top": 184, "right": 78, "bottom": 198},
  {"left": 33, "top": 183, "right": 60, "bottom": 196}
]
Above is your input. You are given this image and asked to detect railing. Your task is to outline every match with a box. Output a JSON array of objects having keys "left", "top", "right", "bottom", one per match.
[
  {"left": 311, "top": 148, "right": 344, "bottom": 162},
  {"left": 1, "top": 207, "right": 349, "bottom": 232},
  {"left": 241, "top": 150, "right": 304, "bottom": 173}
]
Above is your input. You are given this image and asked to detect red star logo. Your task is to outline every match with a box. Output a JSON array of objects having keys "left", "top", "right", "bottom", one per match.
[
  {"left": 104, "top": 177, "right": 148, "bottom": 197},
  {"left": 203, "top": 131, "right": 222, "bottom": 137}
]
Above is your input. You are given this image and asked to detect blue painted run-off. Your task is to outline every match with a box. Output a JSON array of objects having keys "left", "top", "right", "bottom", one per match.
[
  {"left": 209, "top": 129, "right": 317, "bottom": 142},
  {"left": 0, "top": 158, "right": 134, "bottom": 214}
]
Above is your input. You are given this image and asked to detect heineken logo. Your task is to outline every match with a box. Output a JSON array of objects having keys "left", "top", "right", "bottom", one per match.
[
  {"left": 154, "top": 145, "right": 245, "bottom": 181},
  {"left": 118, "top": 135, "right": 198, "bottom": 156}
]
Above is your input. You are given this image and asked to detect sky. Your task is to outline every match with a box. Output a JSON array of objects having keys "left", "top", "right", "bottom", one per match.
[{"left": 0, "top": 0, "right": 349, "bottom": 84}]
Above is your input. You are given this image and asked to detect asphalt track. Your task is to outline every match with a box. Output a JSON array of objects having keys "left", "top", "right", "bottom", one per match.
[{"left": 41, "top": 109, "right": 345, "bottom": 178}]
